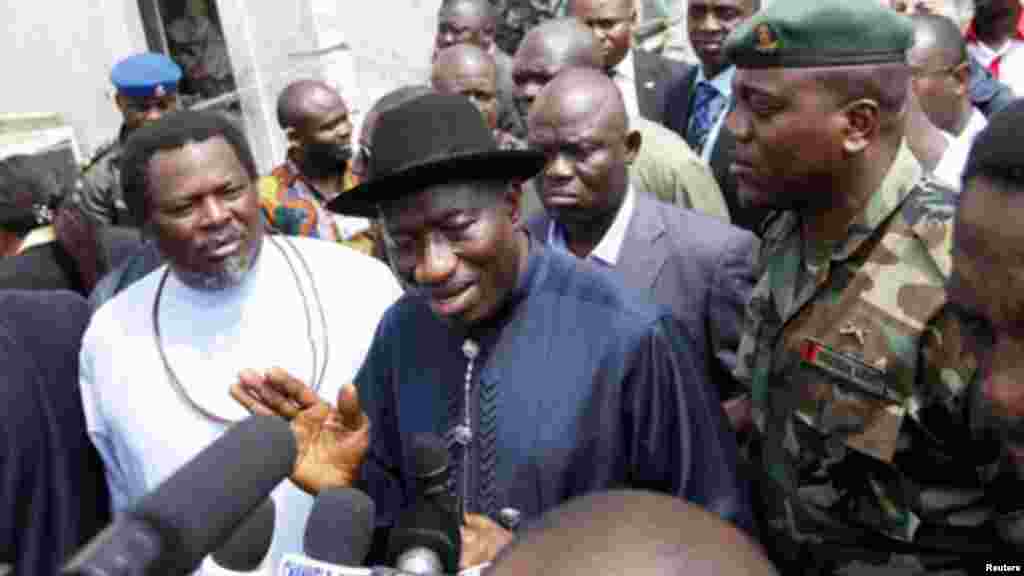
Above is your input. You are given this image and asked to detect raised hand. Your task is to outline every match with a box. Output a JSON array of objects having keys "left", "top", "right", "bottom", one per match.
[{"left": 231, "top": 367, "right": 370, "bottom": 495}]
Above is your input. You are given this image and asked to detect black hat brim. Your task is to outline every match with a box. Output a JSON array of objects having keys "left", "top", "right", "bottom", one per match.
[{"left": 327, "top": 148, "right": 546, "bottom": 217}]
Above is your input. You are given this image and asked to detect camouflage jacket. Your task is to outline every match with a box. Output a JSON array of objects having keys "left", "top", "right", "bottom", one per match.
[
  {"left": 734, "top": 144, "right": 1021, "bottom": 571},
  {"left": 76, "top": 132, "right": 132, "bottom": 226}
]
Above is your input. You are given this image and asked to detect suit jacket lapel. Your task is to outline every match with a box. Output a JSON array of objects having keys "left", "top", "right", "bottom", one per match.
[
  {"left": 633, "top": 50, "right": 661, "bottom": 121},
  {"left": 617, "top": 192, "right": 668, "bottom": 292}
]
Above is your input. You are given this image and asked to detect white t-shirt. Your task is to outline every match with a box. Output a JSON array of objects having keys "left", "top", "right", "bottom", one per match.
[
  {"left": 933, "top": 107, "right": 988, "bottom": 190},
  {"left": 968, "top": 38, "right": 1024, "bottom": 98},
  {"left": 80, "top": 236, "right": 402, "bottom": 574}
]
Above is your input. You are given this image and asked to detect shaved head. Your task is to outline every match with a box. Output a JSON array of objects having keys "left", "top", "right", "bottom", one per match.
[
  {"left": 516, "top": 18, "right": 604, "bottom": 71},
  {"left": 276, "top": 79, "right": 345, "bottom": 131},
  {"left": 439, "top": 0, "right": 497, "bottom": 24},
  {"left": 911, "top": 14, "right": 968, "bottom": 69},
  {"left": 432, "top": 45, "right": 500, "bottom": 129},
  {"left": 528, "top": 67, "right": 628, "bottom": 135},
  {"left": 436, "top": 0, "right": 499, "bottom": 52},
  {"left": 512, "top": 19, "right": 604, "bottom": 120},
  {"left": 488, "top": 491, "right": 777, "bottom": 576}
]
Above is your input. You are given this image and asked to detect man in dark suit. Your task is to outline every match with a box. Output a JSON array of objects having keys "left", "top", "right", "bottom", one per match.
[
  {"left": 662, "top": 0, "right": 772, "bottom": 234},
  {"left": 569, "top": 0, "right": 688, "bottom": 125},
  {"left": 526, "top": 67, "right": 758, "bottom": 421}
]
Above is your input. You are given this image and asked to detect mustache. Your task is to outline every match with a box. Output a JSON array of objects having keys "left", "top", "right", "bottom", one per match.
[
  {"left": 197, "top": 226, "right": 244, "bottom": 251},
  {"left": 406, "top": 278, "right": 474, "bottom": 300}
]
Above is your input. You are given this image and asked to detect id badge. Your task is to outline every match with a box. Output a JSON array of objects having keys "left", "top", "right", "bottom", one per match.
[{"left": 796, "top": 338, "right": 906, "bottom": 463}]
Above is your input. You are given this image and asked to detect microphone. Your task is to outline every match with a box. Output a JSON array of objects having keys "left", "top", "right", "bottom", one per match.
[
  {"left": 386, "top": 433, "right": 461, "bottom": 575},
  {"left": 62, "top": 415, "right": 297, "bottom": 576},
  {"left": 409, "top": 433, "right": 450, "bottom": 500},
  {"left": 303, "top": 488, "right": 376, "bottom": 566},
  {"left": 277, "top": 487, "right": 376, "bottom": 576},
  {"left": 209, "top": 498, "right": 276, "bottom": 572}
]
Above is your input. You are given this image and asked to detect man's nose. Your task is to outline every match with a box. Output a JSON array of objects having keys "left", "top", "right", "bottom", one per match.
[
  {"left": 698, "top": 12, "right": 723, "bottom": 32},
  {"left": 415, "top": 234, "right": 457, "bottom": 286},
  {"left": 198, "top": 196, "right": 231, "bottom": 227}
]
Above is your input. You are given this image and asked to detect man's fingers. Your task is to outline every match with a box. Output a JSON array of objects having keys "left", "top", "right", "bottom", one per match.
[
  {"left": 463, "top": 513, "right": 493, "bottom": 530},
  {"left": 258, "top": 383, "right": 302, "bottom": 419},
  {"left": 229, "top": 380, "right": 278, "bottom": 418},
  {"left": 336, "top": 383, "right": 366, "bottom": 430},
  {"left": 265, "top": 367, "right": 322, "bottom": 409}
]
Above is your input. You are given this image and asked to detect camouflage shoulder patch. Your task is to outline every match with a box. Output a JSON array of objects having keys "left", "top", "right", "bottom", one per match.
[{"left": 901, "top": 176, "right": 957, "bottom": 279}]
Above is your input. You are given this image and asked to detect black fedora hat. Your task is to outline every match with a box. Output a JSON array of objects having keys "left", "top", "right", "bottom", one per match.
[{"left": 327, "top": 93, "right": 545, "bottom": 217}]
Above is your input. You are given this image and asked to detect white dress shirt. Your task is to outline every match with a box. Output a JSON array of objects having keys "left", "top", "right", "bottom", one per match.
[
  {"left": 968, "top": 39, "right": 1024, "bottom": 98},
  {"left": 547, "top": 185, "right": 636, "bottom": 266},
  {"left": 933, "top": 107, "right": 988, "bottom": 190},
  {"left": 688, "top": 65, "right": 736, "bottom": 162},
  {"left": 610, "top": 50, "right": 641, "bottom": 119}
]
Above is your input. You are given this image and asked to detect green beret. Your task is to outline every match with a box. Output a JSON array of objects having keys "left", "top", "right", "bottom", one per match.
[{"left": 724, "top": 0, "right": 914, "bottom": 69}]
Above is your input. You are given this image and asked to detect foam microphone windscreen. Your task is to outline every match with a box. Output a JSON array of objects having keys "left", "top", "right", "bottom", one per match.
[
  {"left": 303, "top": 487, "right": 377, "bottom": 566},
  {"left": 133, "top": 415, "right": 296, "bottom": 575},
  {"left": 211, "top": 498, "right": 276, "bottom": 571},
  {"left": 386, "top": 498, "right": 462, "bottom": 574},
  {"left": 409, "top": 433, "right": 449, "bottom": 496}
]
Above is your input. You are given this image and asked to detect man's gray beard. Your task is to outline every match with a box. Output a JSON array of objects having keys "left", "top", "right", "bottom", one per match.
[{"left": 173, "top": 237, "right": 262, "bottom": 292}]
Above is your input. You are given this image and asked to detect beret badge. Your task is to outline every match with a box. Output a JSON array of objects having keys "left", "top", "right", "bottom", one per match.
[{"left": 754, "top": 23, "right": 779, "bottom": 53}]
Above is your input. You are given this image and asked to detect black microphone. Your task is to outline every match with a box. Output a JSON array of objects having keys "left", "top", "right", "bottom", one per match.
[
  {"left": 62, "top": 415, "right": 296, "bottom": 576},
  {"left": 210, "top": 498, "right": 276, "bottom": 572},
  {"left": 303, "top": 487, "right": 377, "bottom": 566},
  {"left": 410, "top": 433, "right": 450, "bottom": 498},
  {"left": 385, "top": 433, "right": 461, "bottom": 575}
]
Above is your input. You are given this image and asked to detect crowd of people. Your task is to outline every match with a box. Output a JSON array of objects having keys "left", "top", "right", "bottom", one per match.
[{"left": 2, "top": 0, "right": 1024, "bottom": 574}]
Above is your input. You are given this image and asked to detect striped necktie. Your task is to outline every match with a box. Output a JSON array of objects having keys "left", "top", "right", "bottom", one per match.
[{"left": 686, "top": 81, "right": 726, "bottom": 155}]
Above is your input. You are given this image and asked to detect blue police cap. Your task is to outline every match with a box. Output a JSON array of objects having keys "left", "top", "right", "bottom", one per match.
[{"left": 110, "top": 53, "right": 182, "bottom": 98}]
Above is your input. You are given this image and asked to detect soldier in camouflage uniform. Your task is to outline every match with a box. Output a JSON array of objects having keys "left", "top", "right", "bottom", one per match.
[
  {"left": 76, "top": 53, "right": 182, "bottom": 227},
  {"left": 726, "top": 0, "right": 1018, "bottom": 572}
]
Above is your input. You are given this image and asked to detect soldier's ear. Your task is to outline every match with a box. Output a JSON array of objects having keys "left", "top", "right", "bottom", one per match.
[
  {"left": 840, "top": 99, "right": 879, "bottom": 155},
  {"left": 114, "top": 93, "right": 127, "bottom": 114}
]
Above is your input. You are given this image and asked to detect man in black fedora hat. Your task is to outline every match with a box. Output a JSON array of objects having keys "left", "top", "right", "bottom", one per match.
[{"left": 231, "top": 92, "right": 750, "bottom": 568}]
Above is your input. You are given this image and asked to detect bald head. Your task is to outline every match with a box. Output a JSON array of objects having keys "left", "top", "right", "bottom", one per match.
[
  {"left": 512, "top": 19, "right": 604, "bottom": 118},
  {"left": 436, "top": 0, "right": 499, "bottom": 52},
  {"left": 488, "top": 491, "right": 777, "bottom": 576},
  {"left": 910, "top": 13, "right": 968, "bottom": 70},
  {"left": 276, "top": 79, "right": 347, "bottom": 131},
  {"left": 516, "top": 18, "right": 604, "bottom": 71},
  {"left": 432, "top": 45, "right": 500, "bottom": 129},
  {"left": 528, "top": 67, "right": 627, "bottom": 135}
]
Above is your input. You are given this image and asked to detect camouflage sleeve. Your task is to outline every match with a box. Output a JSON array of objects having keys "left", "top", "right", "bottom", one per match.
[{"left": 75, "top": 160, "right": 117, "bottom": 226}]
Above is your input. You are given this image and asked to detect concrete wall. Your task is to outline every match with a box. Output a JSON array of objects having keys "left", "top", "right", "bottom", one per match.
[
  {"left": 0, "top": 0, "right": 447, "bottom": 171},
  {"left": 0, "top": 0, "right": 148, "bottom": 159}
]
